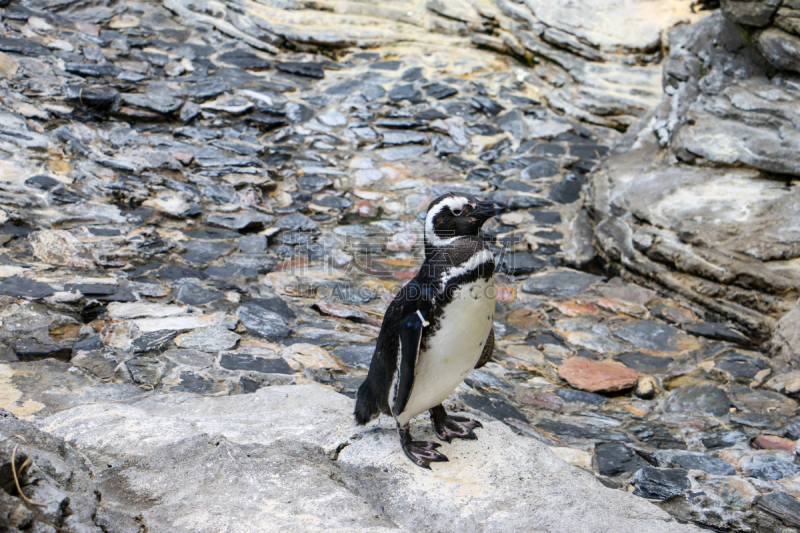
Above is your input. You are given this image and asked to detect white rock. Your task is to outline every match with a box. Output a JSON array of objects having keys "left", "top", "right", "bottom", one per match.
[
  {"left": 36, "top": 385, "right": 702, "bottom": 533},
  {"left": 108, "top": 302, "right": 189, "bottom": 319},
  {"left": 318, "top": 111, "right": 348, "bottom": 127},
  {"left": 134, "top": 313, "right": 237, "bottom": 333},
  {"left": 175, "top": 327, "right": 241, "bottom": 351}
]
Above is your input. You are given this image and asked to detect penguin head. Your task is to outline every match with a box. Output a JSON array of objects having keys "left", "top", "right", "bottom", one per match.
[{"left": 424, "top": 193, "right": 509, "bottom": 247}]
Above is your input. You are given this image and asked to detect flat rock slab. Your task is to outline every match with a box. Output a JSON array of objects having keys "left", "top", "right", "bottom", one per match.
[
  {"left": 35, "top": 384, "right": 701, "bottom": 533},
  {"left": 559, "top": 356, "right": 639, "bottom": 393}
]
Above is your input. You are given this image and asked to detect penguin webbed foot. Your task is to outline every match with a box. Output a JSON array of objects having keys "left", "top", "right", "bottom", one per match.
[
  {"left": 398, "top": 423, "right": 449, "bottom": 469},
  {"left": 430, "top": 405, "right": 483, "bottom": 443}
]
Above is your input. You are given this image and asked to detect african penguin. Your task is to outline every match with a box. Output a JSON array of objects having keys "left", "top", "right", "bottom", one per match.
[{"left": 355, "top": 192, "right": 508, "bottom": 468}]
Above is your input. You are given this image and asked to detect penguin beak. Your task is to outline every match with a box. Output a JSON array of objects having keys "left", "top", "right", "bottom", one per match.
[{"left": 470, "top": 201, "right": 509, "bottom": 222}]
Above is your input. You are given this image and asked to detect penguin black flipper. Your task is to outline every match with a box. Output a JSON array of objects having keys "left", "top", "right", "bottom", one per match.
[
  {"left": 393, "top": 312, "right": 423, "bottom": 415},
  {"left": 354, "top": 279, "right": 436, "bottom": 425},
  {"left": 474, "top": 327, "right": 494, "bottom": 369}
]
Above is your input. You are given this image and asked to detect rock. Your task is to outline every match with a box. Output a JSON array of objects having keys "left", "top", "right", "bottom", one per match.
[
  {"left": 590, "top": 11, "right": 800, "bottom": 339},
  {"left": 702, "top": 430, "right": 749, "bottom": 450},
  {"left": 636, "top": 376, "right": 657, "bottom": 400},
  {"left": 722, "top": 0, "right": 782, "bottom": 27},
  {"left": 663, "top": 385, "right": 732, "bottom": 417},
  {"left": 632, "top": 467, "right": 691, "bottom": 500},
  {"left": 558, "top": 357, "right": 639, "bottom": 393},
  {"left": 496, "top": 252, "right": 546, "bottom": 275},
  {"left": 133, "top": 330, "right": 179, "bottom": 354},
  {"left": 219, "top": 353, "right": 294, "bottom": 374},
  {"left": 275, "top": 213, "right": 318, "bottom": 232},
  {"left": 752, "top": 435, "right": 797, "bottom": 454},
  {"left": 276, "top": 61, "right": 325, "bottom": 78},
  {"left": 279, "top": 343, "right": 343, "bottom": 370},
  {"left": 218, "top": 49, "right": 271, "bottom": 69},
  {"left": 613, "top": 321, "right": 699, "bottom": 355},
  {"left": 236, "top": 304, "right": 290, "bottom": 340},
  {"left": 35, "top": 384, "right": 704, "bottom": 533},
  {"left": 742, "top": 454, "right": 800, "bottom": 480},
  {"left": 521, "top": 269, "right": 602, "bottom": 297},
  {"left": 683, "top": 322, "right": 750, "bottom": 345},
  {"left": 134, "top": 313, "right": 238, "bottom": 333},
  {"left": 668, "top": 452, "right": 735, "bottom": 476},
  {"left": 766, "top": 370, "right": 800, "bottom": 394},
  {"left": 175, "top": 282, "right": 224, "bottom": 306},
  {"left": 175, "top": 327, "right": 241, "bottom": 351},
  {"left": 521, "top": 392, "right": 563, "bottom": 412},
  {"left": 0, "top": 277, "right": 55, "bottom": 299},
  {"left": 758, "top": 491, "right": 800, "bottom": 528},
  {"left": 28, "top": 230, "right": 96, "bottom": 269},
  {"left": 595, "top": 442, "right": 647, "bottom": 476},
  {"left": 772, "top": 298, "right": 800, "bottom": 366},
  {"left": 555, "top": 389, "right": 606, "bottom": 406},
  {"left": 426, "top": 83, "right": 458, "bottom": 99},
  {"left": 548, "top": 173, "right": 585, "bottom": 204},
  {"left": 381, "top": 130, "right": 427, "bottom": 145},
  {"left": 615, "top": 352, "right": 673, "bottom": 374},
  {"left": 388, "top": 84, "right": 421, "bottom": 101},
  {"left": 714, "top": 353, "right": 770, "bottom": 380}
]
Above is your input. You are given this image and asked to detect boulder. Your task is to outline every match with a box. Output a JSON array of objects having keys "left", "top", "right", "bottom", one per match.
[{"left": 36, "top": 384, "right": 702, "bottom": 533}]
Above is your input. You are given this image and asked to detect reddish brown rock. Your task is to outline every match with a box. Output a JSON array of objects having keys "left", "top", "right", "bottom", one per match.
[
  {"left": 521, "top": 392, "right": 563, "bottom": 412},
  {"left": 558, "top": 356, "right": 639, "bottom": 393},
  {"left": 752, "top": 435, "right": 797, "bottom": 454}
]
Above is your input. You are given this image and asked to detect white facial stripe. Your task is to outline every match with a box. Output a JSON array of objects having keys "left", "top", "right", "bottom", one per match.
[
  {"left": 425, "top": 196, "right": 469, "bottom": 247},
  {"left": 439, "top": 249, "right": 493, "bottom": 288}
]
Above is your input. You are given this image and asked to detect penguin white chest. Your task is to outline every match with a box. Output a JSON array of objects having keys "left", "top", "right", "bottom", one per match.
[{"left": 396, "top": 276, "right": 495, "bottom": 425}]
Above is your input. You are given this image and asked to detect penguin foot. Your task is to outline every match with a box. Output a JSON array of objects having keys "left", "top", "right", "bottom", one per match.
[
  {"left": 430, "top": 404, "right": 483, "bottom": 443},
  {"left": 398, "top": 423, "right": 449, "bottom": 469}
]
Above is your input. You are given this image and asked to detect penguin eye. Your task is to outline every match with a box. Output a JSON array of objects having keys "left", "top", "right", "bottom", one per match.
[{"left": 451, "top": 209, "right": 462, "bottom": 216}]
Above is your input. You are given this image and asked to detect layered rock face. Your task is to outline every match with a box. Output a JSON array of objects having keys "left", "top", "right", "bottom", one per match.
[
  {"left": 590, "top": 2, "right": 800, "bottom": 342},
  {"left": 0, "top": 1, "right": 799, "bottom": 533}
]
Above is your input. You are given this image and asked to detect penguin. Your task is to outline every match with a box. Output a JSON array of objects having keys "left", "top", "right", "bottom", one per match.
[{"left": 354, "top": 192, "right": 509, "bottom": 468}]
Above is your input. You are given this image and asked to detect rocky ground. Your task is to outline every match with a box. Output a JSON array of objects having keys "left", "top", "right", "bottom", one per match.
[{"left": 0, "top": 0, "right": 798, "bottom": 532}]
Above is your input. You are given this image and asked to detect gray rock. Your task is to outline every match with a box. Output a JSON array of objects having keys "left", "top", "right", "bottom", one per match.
[
  {"left": 0, "top": 276, "right": 55, "bottom": 299},
  {"left": 613, "top": 321, "right": 695, "bottom": 353},
  {"left": 207, "top": 212, "right": 273, "bottom": 232},
  {"left": 35, "top": 385, "right": 704, "bottom": 533},
  {"left": 668, "top": 452, "right": 735, "bottom": 476},
  {"left": 521, "top": 269, "right": 602, "bottom": 296},
  {"left": 219, "top": 353, "right": 294, "bottom": 374},
  {"left": 632, "top": 467, "right": 691, "bottom": 500},
  {"left": 773, "top": 298, "right": 800, "bottom": 366},
  {"left": 758, "top": 491, "right": 800, "bottom": 528},
  {"left": 236, "top": 304, "right": 290, "bottom": 340},
  {"left": 175, "top": 282, "right": 224, "bottom": 306},
  {"left": 175, "top": 327, "right": 241, "bottom": 351},
  {"left": 722, "top": 0, "right": 781, "bottom": 26},
  {"left": 381, "top": 130, "right": 428, "bottom": 145},
  {"left": 663, "top": 385, "right": 732, "bottom": 417},
  {"left": 388, "top": 84, "right": 421, "bottom": 101},
  {"left": 274, "top": 213, "right": 318, "bottom": 231},
  {"left": 742, "top": 454, "right": 800, "bottom": 480},
  {"left": 596, "top": 442, "right": 647, "bottom": 477},
  {"left": 757, "top": 27, "right": 800, "bottom": 73},
  {"left": 238, "top": 234, "right": 267, "bottom": 254},
  {"left": 432, "top": 134, "right": 461, "bottom": 156}
]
